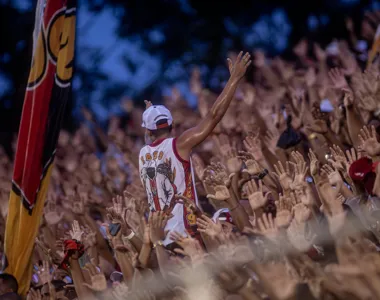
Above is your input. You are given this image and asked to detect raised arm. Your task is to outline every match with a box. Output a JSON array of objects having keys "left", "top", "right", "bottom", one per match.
[{"left": 176, "top": 51, "right": 251, "bottom": 159}]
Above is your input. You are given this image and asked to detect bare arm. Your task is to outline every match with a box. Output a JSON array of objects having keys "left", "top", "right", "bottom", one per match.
[
  {"left": 69, "top": 257, "right": 94, "bottom": 300},
  {"left": 176, "top": 52, "right": 251, "bottom": 159}
]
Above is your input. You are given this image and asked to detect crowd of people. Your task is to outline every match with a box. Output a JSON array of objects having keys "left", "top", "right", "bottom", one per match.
[{"left": 0, "top": 11, "right": 380, "bottom": 300}]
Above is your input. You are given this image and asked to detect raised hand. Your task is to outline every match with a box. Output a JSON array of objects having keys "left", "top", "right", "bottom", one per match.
[
  {"left": 144, "top": 100, "right": 153, "bottom": 109},
  {"left": 149, "top": 211, "right": 169, "bottom": 244},
  {"left": 72, "top": 194, "right": 85, "bottom": 216},
  {"left": 191, "top": 153, "right": 205, "bottom": 180},
  {"left": 217, "top": 134, "right": 241, "bottom": 173},
  {"left": 321, "top": 164, "right": 343, "bottom": 188},
  {"left": 170, "top": 231, "right": 205, "bottom": 264},
  {"left": 290, "top": 151, "right": 308, "bottom": 191},
  {"left": 329, "top": 145, "right": 349, "bottom": 172},
  {"left": 34, "top": 260, "right": 53, "bottom": 286},
  {"left": 254, "top": 213, "right": 279, "bottom": 241},
  {"left": 204, "top": 162, "right": 231, "bottom": 187},
  {"left": 308, "top": 149, "right": 320, "bottom": 176},
  {"left": 206, "top": 185, "right": 230, "bottom": 202},
  {"left": 273, "top": 161, "right": 293, "bottom": 192},
  {"left": 227, "top": 51, "right": 252, "bottom": 81},
  {"left": 69, "top": 220, "right": 84, "bottom": 241},
  {"left": 44, "top": 195, "right": 64, "bottom": 225},
  {"left": 359, "top": 125, "right": 380, "bottom": 157},
  {"left": 295, "top": 186, "right": 314, "bottom": 207},
  {"left": 241, "top": 84, "right": 256, "bottom": 106},
  {"left": 238, "top": 151, "right": 261, "bottom": 176},
  {"left": 342, "top": 87, "right": 354, "bottom": 108},
  {"left": 328, "top": 68, "right": 348, "bottom": 89},
  {"left": 292, "top": 202, "right": 311, "bottom": 224},
  {"left": 83, "top": 262, "right": 107, "bottom": 292},
  {"left": 264, "top": 130, "right": 280, "bottom": 154},
  {"left": 40, "top": 261, "right": 52, "bottom": 285},
  {"left": 246, "top": 180, "right": 270, "bottom": 210},
  {"left": 346, "top": 147, "right": 362, "bottom": 169},
  {"left": 83, "top": 227, "right": 97, "bottom": 249},
  {"left": 112, "top": 283, "right": 130, "bottom": 300},
  {"left": 27, "top": 289, "right": 42, "bottom": 300},
  {"left": 106, "top": 195, "right": 130, "bottom": 234},
  {"left": 275, "top": 194, "right": 292, "bottom": 228},
  {"left": 244, "top": 133, "right": 264, "bottom": 161},
  {"left": 175, "top": 194, "right": 201, "bottom": 217},
  {"left": 358, "top": 94, "right": 378, "bottom": 112},
  {"left": 196, "top": 215, "right": 222, "bottom": 239}
]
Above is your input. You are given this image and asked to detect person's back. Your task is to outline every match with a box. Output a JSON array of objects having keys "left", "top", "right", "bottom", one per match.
[{"left": 139, "top": 136, "right": 198, "bottom": 244}]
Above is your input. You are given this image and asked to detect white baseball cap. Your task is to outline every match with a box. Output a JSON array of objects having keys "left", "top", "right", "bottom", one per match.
[{"left": 141, "top": 105, "right": 173, "bottom": 130}]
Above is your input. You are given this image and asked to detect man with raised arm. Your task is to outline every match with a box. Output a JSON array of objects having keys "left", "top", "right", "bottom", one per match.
[{"left": 139, "top": 52, "right": 251, "bottom": 246}]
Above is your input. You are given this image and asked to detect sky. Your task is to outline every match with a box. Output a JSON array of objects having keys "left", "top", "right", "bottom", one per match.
[{"left": 3, "top": 0, "right": 380, "bottom": 123}]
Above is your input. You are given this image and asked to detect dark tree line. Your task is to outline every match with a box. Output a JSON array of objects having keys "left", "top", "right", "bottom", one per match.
[{"left": 0, "top": 0, "right": 375, "bottom": 151}]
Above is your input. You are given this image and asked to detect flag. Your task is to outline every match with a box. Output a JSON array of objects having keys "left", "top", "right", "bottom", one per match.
[
  {"left": 3, "top": 0, "right": 76, "bottom": 295},
  {"left": 367, "top": 25, "right": 380, "bottom": 68}
]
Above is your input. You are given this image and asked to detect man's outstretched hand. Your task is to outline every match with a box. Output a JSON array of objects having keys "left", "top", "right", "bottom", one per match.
[
  {"left": 144, "top": 100, "right": 153, "bottom": 109},
  {"left": 227, "top": 51, "right": 252, "bottom": 81}
]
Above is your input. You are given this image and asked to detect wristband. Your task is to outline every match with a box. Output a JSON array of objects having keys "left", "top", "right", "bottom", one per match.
[
  {"left": 257, "top": 169, "right": 268, "bottom": 180},
  {"left": 152, "top": 240, "right": 164, "bottom": 249},
  {"left": 123, "top": 230, "right": 135, "bottom": 241}
]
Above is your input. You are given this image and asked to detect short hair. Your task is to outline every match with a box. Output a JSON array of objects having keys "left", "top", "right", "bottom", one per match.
[
  {"left": 0, "top": 274, "right": 18, "bottom": 293},
  {"left": 148, "top": 119, "right": 173, "bottom": 137}
]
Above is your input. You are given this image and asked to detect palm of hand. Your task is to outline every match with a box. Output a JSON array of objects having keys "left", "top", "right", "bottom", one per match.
[
  {"left": 275, "top": 210, "right": 292, "bottom": 228},
  {"left": 335, "top": 78, "right": 347, "bottom": 89},
  {"left": 227, "top": 157, "right": 241, "bottom": 173},
  {"left": 331, "top": 159, "right": 345, "bottom": 171},
  {"left": 293, "top": 204, "right": 311, "bottom": 223},
  {"left": 89, "top": 274, "right": 107, "bottom": 292},
  {"left": 328, "top": 172, "right": 342, "bottom": 186},
  {"left": 363, "top": 138, "right": 380, "bottom": 156},
  {"left": 213, "top": 185, "right": 230, "bottom": 201},
  {"left": 297, "top": 190, "right": 313, "bottom": 207},
  {"left": 310, "top": 160, "right": 319, "bottom": 176},
  {"left": 261, "top": 227, "right": 278, "bottom": 240},
  {"left": 291, "top": 175, "right": 306, "bottom": 190},
  {"left": 40, "top": 271, "right": 51, "bottom": 285},
  {"left": 248, "top": 192, "right": 266, "bottom": 210},
  {"left": 279, "top": 174, "right": 293, "bottom": 191},
  {"left": 207, "top": 222, "right": 222, "bottom": 238},
  {"left": 45, "top": 211, "right": 63, "bottom": 225},
  {"left": 245, "top": 159, "right": 261, "bottom": 175}
]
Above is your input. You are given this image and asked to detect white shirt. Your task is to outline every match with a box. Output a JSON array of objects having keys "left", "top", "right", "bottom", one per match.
[{"left": 139, "top": 137, "right": 198, "bottom": 245}]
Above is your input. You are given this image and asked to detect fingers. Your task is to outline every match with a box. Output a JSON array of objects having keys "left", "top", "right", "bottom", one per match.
[
  {"left": 84, "top": 263, "right": 98, "bottom": 276},
  {"left": 206, "top": 194, "right": 217, "bottom": 201},
  {"left": 227, "top": 58, "right": 233, "bottom": 73}
]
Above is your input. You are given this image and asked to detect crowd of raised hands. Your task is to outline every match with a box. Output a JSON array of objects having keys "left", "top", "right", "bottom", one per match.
[{"left": 0, "top": 12, "right": 380, "bottom": 300}]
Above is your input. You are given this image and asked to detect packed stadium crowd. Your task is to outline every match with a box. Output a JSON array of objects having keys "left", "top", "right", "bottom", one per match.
[{"left": 1, "top": 11, "right": 380, "bottom": 300}]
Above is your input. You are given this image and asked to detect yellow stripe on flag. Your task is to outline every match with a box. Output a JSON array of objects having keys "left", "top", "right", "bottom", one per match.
[{"left": 4, "top": 164, "right": 53, "bottom": 296}]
